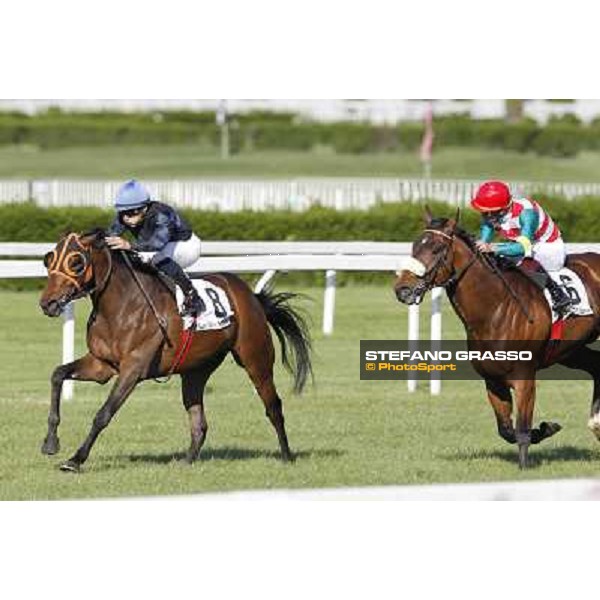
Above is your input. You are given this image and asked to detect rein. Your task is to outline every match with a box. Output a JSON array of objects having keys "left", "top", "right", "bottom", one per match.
[
  {"left": 424, "top": 228, "right": 533, "bottom": 324},
  {"left": 479, "top": 252, "right": 534, "bottom": 324},
  {"left": 118, "top": 250, "right": 199, "bottom": 382},
  {"left": 120, "top": 251, "right": 173, "bottom": 347},
  {"left": 48, "top": 233, "right": 198, "bottom": 382}
]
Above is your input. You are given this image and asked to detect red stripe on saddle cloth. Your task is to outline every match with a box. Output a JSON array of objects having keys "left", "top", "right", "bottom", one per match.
[{"left": 544, "top": 319, "right": 565, "bottom": 364}]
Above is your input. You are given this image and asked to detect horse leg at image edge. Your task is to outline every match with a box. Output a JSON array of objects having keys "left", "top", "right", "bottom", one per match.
[
  {"left": 41, "top": 353, "right": 115, "bottom": 456},
  {"left": 558, "top": 345, "right": 600, "bottom": 441},
  {"left": 588, "top": 374, "right": 600, "bottom": 440},
  {"left": 60, "top": 365, "right": 142, "bottom": 472}
]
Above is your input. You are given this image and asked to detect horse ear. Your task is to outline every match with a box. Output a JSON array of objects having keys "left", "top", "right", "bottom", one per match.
[
  {"left": 81, "top": 228, "right": 106, "bottom": 250},
  {"left": 423, "top": 205, "right": 433, "bottom": 225},
  {"left": 444, "top": 208, "right": 461, "bottom": 232}
]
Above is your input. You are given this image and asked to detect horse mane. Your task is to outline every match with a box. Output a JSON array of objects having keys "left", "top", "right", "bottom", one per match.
[
  {"left": 428, "top": 217, "right": 512, "bottom": 271},
  {"left": 80, "top": 228, "right": 165, "bottom": 279}
]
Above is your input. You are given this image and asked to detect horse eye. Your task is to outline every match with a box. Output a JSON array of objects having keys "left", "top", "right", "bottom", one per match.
[{"left": 67, "top": 253, "right": 86, "bottom": 275}]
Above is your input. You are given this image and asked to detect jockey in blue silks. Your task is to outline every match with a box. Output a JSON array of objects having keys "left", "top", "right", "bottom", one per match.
[{"left": 105, "top": 179, "right": 204, "bottom": 317}]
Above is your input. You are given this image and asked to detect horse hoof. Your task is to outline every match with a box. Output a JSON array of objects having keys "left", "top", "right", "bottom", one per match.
[
  {"left": 41, "top": 437, "right": 60, "bottom": 455},
  {"left": 587, "top": 416, "right": 600, "bottom": 440},
  {"left": 59, "top": 460, "right": 81, "bottom": 473},
  {"left": 540, "top": 421, "right": 562, "bottom": 438}
]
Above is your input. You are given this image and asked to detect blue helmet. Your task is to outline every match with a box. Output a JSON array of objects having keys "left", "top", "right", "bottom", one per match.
[{"left": 114, "top": 180, "right": 151, "bottom": 212}]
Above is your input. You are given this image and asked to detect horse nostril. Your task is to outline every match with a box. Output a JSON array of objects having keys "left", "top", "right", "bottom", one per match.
[
  {"left": 396, "top": 287, "right": 413, "bottom": 304},
  {"left": 40, "top": 298, "right": 60, "bottom": 316}
]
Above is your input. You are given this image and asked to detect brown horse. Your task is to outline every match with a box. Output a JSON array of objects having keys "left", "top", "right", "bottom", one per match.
[
  {"left": 39, "top": 230, "right": 312, "bottom": 472},
  {"left": 394, "top": 209, "right": 600, "bottom": 468}
]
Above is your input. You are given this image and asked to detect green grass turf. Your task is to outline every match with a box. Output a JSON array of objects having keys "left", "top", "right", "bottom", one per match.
[
  {"left": 1, "top": 283, "right": 599, "bottom": 499},
  {"left": 1, "top": 145, "right": 600, "bottom": 181}
]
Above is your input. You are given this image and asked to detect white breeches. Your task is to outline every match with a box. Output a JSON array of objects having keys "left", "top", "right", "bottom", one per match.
[
  {"left": 531, "top": 239, "right": 566, "bottom": 272},
  {"left": 140, "top": 234, "right": 202, "bottom": 269}
]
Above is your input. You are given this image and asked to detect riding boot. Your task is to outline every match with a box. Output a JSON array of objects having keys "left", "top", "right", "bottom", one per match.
[
  {"left": 520, "top": 258, "right": 571, "bottom": 315},
  {"left": 153, "top": 257, "right": 205, "bottom": 317},
  {"left": 546, "top": 277, "right": 572, "bottom": 316}
]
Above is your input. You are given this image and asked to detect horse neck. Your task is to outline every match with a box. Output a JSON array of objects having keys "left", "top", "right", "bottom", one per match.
[
  {"left": 90, "top": 250, "right": 164, "bottom": 317},
  {"left": 447, "top": 237, "right": 506, "bottom": 331}
]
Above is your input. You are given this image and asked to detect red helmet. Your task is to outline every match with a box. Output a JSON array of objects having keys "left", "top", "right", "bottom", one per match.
[{"left": 471, "top": 181, "right": 512, "bottom": 212}]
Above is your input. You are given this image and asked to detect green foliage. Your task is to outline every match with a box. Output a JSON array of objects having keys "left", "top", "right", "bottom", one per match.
[
  {"left": 531, "top": 124, "right": 581, "bottom": 157},
  {"left": 2, "top": 196, "right": 598, "bottom": 245},
  {"left": 2, "top": 110, "right": 598, "bottom": 157},
  {"left": 0, "top": 201, "right": 452, "bottom": 243},
  {"left": 248, "top": 123, "right": 318, "bottom": 151}
]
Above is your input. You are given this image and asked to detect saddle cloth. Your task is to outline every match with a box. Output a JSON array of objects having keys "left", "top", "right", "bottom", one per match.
[
  {"left": 544, "top": 268, "right": 593, "bottom": 322},
  {"left": 175, "top": 279, "right": 234, "bottom": 331}
]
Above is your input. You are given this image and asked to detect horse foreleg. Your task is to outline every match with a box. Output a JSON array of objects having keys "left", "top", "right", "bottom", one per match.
[
  {"left": 485, "top": 379, "right": 515, "bottom": 444},
  {"left": 42, "top": 353, "right": 114, "bottom": 456},
  {"left": 512, "top": 378, "right": 536, "bottom": 469},
  {"left": 60, "top": 366, "right": 141, "bottom": 473}
]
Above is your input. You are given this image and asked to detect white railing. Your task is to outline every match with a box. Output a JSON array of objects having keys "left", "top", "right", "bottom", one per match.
[
  {"left": 2, "top": 178, "right": 600, "bottom": 211},
  {"left": 6, "top": 240, "right": 599, "bottom": 401},
  {"left": 0, "top": 241, "right": 444, "bottom": 400}
]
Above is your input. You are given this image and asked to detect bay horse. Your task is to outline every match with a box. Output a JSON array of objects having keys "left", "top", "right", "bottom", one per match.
[
  {"left": 394, "top": 208, "right": 600, "bottom": 468},
  {"left": 39, "top": 229, "right": 312, "bottom": 472}
]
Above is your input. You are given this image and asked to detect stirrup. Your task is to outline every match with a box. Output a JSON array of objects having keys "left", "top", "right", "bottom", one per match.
[
  {"left": 551, "top": 293, "right": 572, "bottom": 315},
  {"left": 182, "top": 293, "right": 204, "bottom": 318}
]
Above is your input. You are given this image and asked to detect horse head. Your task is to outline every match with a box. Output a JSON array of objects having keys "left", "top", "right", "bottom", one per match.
[
  {"left": 394, "top": 206, "right": 460, "bottom": 305},
  {"left": 39, "top": 229, "right": 110, "bottom": 317}
]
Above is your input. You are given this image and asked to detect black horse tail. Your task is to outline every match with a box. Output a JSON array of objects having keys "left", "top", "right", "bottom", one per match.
[{"left": 255, "top": 288, "right": 313, "bottom": 394}]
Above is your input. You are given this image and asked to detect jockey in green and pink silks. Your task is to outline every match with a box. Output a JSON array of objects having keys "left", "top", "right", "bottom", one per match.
[{"left": 471, "top": 180, "right": 572, "bottom": 315}]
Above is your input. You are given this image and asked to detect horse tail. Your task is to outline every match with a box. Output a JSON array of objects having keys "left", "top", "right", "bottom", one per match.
[{"left": 255, "top": 288, "right": 313, "bottom": 394}]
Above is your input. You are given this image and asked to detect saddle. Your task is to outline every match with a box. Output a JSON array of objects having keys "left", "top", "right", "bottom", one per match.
[{"left": 120, "top": 252, "right": 233, "bottom": 330}]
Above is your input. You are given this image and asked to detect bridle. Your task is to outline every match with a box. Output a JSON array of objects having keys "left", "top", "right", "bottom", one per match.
[
  {"left": 417, "top": 228, "right": 477, "bottom": 294},
  {"left": 44, "top": 233, "right": 112, "bottom": 303},
  {"left": 417, "top": 227, "right": 532, "bottom": 323}
]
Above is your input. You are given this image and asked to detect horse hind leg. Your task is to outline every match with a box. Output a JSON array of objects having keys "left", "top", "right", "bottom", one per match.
[{"left": 232, "top": 345, "right": 293, "bottom": 462}]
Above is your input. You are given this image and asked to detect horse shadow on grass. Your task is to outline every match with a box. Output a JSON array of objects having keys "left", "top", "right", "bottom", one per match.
[
  {"left": 440, "top": 445, "right": 600, "bottom": 468},
  {"left": 119, "top": 446, "right": 344, "bottom": 466}
]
